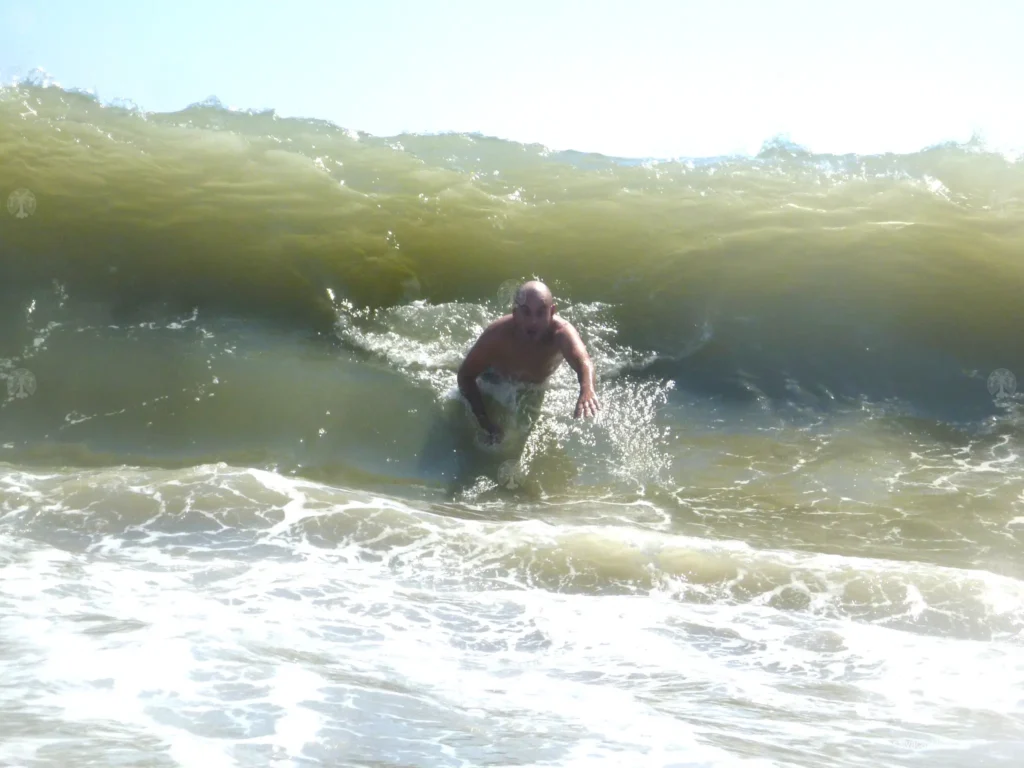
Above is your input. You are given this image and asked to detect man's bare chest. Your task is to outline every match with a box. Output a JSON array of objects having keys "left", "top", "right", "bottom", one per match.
[{"left": 493, "top": 339, "right": 564, "bottom": 383}]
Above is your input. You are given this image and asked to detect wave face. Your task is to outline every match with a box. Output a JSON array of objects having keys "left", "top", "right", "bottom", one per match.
[{"left": 1, "top": 81, "right": 1023, "bottom": 767}]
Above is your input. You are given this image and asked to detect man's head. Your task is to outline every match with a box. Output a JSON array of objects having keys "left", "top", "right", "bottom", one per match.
[{"left": 512, "top": 280, "right": 556, "bottom": 341}]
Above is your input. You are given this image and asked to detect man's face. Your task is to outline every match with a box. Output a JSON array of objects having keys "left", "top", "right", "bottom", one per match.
[{"left": 512, "top": 295, "right": 554, "bottom": 341}]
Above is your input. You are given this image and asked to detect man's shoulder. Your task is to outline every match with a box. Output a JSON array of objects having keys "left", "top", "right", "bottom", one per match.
[
  {"left": 482, "top": 314, "right": 516, "bottom": 335},
  {"left": 550, "top": 315, "right": 579, "bottom": 339},
  {"left": 471, "top": 315, "right": 515, "bottom": 348}
]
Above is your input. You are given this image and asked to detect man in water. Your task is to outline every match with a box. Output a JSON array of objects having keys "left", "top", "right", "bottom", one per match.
[{"left": 457, "top": 280, "right": 600, "bottom": 443}]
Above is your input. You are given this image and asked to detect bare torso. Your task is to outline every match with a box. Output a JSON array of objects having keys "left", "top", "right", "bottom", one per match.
[
  {"left": 482, "top": 315, "right": 567, "bottom": 384},
  {"left": 458, "top": 300, "right": 599, "bottom": 435}
]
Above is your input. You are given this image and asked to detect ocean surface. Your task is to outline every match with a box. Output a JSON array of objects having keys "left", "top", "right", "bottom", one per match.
[{"left": 1, "top": 77, "right": 1023, "bottom": 767}]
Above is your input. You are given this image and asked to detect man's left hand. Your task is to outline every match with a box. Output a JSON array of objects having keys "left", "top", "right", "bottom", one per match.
[{"left": 574, "top": 389, "right": 600, "bottom": 419}]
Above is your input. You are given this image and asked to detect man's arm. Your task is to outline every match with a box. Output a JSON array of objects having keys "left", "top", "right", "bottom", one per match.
[
  {"left": 457, "top": 330, "right": 502, "bottom": 439},
  {"left": 557, "top": 323, "right": 600, "bottom": 419}
]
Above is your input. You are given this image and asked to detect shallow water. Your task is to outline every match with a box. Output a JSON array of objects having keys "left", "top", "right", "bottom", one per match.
[{"left": 1, "top": 79, "right": 1023, "bottom": 766}]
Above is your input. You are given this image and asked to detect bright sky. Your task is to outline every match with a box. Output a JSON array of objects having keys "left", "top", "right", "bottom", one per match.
[{"left": 2, "top": 0, "right": 1021, "bottom": 159}]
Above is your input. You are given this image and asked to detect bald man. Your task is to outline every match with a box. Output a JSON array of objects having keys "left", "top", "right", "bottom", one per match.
[{"left": 457, "top": 281, "right": 600, "bottom": 443}]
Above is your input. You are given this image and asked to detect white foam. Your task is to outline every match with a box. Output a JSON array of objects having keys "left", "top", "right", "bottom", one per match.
[{"left": 2, "top": 458, "right": 1022, "bottom": 766}]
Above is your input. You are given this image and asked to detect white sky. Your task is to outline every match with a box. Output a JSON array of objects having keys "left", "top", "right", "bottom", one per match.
[{"left": 2, "top": 0, "right": 1021, "bottom": 158}]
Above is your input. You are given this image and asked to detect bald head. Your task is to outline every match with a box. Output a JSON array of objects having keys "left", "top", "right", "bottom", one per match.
[
  {"left": 511, "top": 280, "right": 556, "bottom": 340},
  {"left": 514, "top": 280, "right": 553, "bottom": 307}
]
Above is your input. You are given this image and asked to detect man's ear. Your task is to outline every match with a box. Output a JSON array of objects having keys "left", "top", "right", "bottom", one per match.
[{"left": 550, "top": 303, "right": 558, "bottom": 317}]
